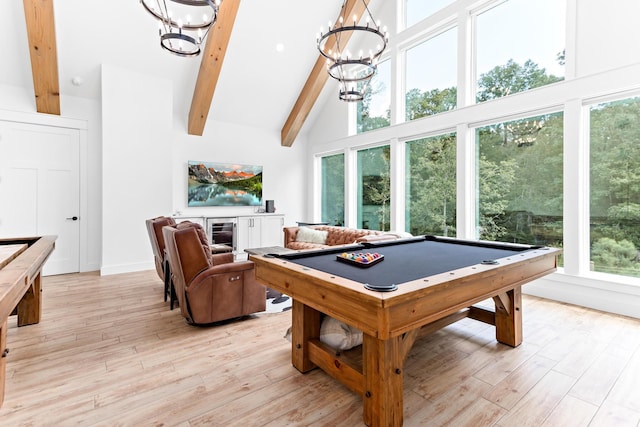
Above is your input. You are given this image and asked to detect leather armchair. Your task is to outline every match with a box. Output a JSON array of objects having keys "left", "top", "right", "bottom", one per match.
[
  {"left": 163, "top": 221, "right": 266, "bottom": 325},
  {"left": 145, "top": 216, "right": 177, "bottom": 305}
]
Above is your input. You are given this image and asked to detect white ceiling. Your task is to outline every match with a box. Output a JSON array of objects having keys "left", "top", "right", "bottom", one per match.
[{"left": 1, "top": 0, "right": 346, "bottom": 134}]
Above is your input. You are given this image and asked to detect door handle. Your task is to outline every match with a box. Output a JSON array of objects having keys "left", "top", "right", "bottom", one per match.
[{"left": 66, "top": 216, "right": 79, "bottom": 221}]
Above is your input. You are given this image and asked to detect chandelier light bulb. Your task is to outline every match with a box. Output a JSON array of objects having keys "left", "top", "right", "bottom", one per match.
[
  {"left": 141, "top": 0, "right": 220, "bottom": 57},
  {"left": 316, "top": 0, "right": 388, "bottom": 101}
]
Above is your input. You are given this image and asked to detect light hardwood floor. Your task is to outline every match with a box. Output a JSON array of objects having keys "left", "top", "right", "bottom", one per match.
[{"left": 2, "top": 270, "right": 639, "bottom": 426}]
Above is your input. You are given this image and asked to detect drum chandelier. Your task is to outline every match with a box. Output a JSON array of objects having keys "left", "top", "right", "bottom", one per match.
[
  {"left": 316, "top": 0, "right": 388, "bottom": 102},
  {"left": 141, "top": 0, "right": 220, "bottom": 57}
]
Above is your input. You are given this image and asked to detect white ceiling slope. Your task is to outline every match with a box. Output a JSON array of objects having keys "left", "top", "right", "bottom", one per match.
[{"left": 0, "top": 0, "right": 345, "bottom": 134}]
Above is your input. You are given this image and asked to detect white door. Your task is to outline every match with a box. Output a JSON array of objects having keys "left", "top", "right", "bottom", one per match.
[{"left": 0, "top": 121, "right": 80, "bottom": 275}]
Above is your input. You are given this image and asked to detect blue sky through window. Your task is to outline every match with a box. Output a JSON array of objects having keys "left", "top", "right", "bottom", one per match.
[
  {"left": 406, "top": 0, "right": 455, "bottom": 27},
  {"left": 477, "top": 0, "right": 566, "bottom": 78}
]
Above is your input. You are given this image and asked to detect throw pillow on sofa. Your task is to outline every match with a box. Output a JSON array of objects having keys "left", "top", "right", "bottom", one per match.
[{"left": 295, "top": 227, "right": 328, "bottom": 245}]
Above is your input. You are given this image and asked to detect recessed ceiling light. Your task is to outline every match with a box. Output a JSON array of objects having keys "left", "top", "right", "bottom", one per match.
[{"left": 276, "top": 43, "right": 284, "bottom": 53}]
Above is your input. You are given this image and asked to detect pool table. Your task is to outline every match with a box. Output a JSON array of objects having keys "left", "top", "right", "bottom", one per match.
[{"left": 250, "top": 235, "right": 560, "bottom": 427}]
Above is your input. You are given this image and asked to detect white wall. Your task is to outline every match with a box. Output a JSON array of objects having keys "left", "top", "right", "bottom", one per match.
[
  {"left": 99, "top": 64, "right": 308, "bottom": 275},
  {"left": 575, "top": 0, "right": 640, "bottom": 77},
  {"left": 101, "top": 64, "right": 173, "bottom": 275}
]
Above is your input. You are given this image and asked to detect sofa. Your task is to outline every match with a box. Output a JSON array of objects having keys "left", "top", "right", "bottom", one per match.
[
  {"left": 283, "top": 225, "right": 404, "bottom": 250},
  {"left": 282, "top": 225, "right": 414, "bottom": 350}
]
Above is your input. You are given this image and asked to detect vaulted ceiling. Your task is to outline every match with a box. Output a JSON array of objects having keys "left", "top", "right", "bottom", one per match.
[{"left": 1, "top": 0, "right": 363, "bottom": 145}]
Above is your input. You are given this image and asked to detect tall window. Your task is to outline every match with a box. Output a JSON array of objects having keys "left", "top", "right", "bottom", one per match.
[
  {"left": 357, "top": 146, "right": 390, "bottom": 231},
  {"left": 405, "top": 0, "right": 455, "bottom": 28},
  {"left": 357, "top": 59, "right": 391, "bottom": 134},
  {"left": 476, "top": 0, "right": 565, "bottom": 102},
  {"left": 405, "top": 133, "right": 456, "bottom": 236},
  {"left": 590, "top": 97, "right": 640, "bottom": 278},
  {"left": 321, "top": 154, "right": 345, "bottom": 226},
  {"left": 405, "top": 27, "right": 457, "bottom": 121},
  {"left": 476, "top": 112, "right": 563, "bottom": 250}
]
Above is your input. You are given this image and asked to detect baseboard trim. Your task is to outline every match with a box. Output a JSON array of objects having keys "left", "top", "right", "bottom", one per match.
[
  {"left": 524, "top": 273, "right": 640, "bottom": 320},
  {"left": 100, "top": 261, "right": 154, "bottom": 276}
]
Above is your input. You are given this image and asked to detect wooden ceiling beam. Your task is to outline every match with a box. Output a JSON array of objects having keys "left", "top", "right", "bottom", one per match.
[
  {"left": 188, "top": 0, "right": 241, "bottom": 136},
  {"left": 23, "top": 0, "right": 61, "bottom": 115},
  {"left": 280, "top": 0, "right": 370, "bottom": 147}
]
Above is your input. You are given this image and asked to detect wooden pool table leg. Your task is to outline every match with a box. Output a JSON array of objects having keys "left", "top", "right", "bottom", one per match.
[
  {"left": 0, "top": 320, "right": 7, "bottom": 406},
  {"left": 16, "top": 272, "right": 42, "bottom": 327},
  {"left": 493, "top": 286, "right": 522, "bottom": 347},
  {"left": 362, "top": 333, "right": 404, "bottom": 427},
  {"left": 291, "top": 299, "right": 321, "bottom": 373}
]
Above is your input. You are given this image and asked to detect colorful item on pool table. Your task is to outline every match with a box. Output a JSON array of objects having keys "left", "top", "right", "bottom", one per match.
[{"left": 336, "top": 251, "right": 384, "bottom": 267}]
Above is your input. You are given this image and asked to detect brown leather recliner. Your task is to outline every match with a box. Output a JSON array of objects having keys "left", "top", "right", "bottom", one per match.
[
  {"left": 163, "top": 221, "right": 266, "bottom": 325},
  {"left": 146, "top": 216, "right": 177, "bottom": 305}
]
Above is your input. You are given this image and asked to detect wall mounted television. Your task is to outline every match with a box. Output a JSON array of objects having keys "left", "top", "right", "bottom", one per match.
[{"left": 187, "top": 161, "right": 263, "bottom": 207}]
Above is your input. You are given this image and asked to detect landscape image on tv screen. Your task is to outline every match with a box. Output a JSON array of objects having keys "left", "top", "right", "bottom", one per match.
[{"left": 188, "top": 161, "right": 263, "bottom": 207}]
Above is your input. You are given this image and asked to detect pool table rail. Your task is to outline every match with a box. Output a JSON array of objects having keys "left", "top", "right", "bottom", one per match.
[{"left": 0, "top": 235, "right": 56, "bottom": 406}]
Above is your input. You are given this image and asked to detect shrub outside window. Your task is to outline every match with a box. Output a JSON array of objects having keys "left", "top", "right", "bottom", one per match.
[
  {"left": 357, "top": 146, "right": 391, "bottom": 231},
  {"left": 590, "top": 97, "right": 640, "bottom": 278},
  {"left": 321, "top": 154, "right": 345, "bottom": 226},
  {"left": 475, "top": 112, "right": 563, "bottom": 255},
  {"left": 405, "top": 133, "right": 456, "bottom": 236}
]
